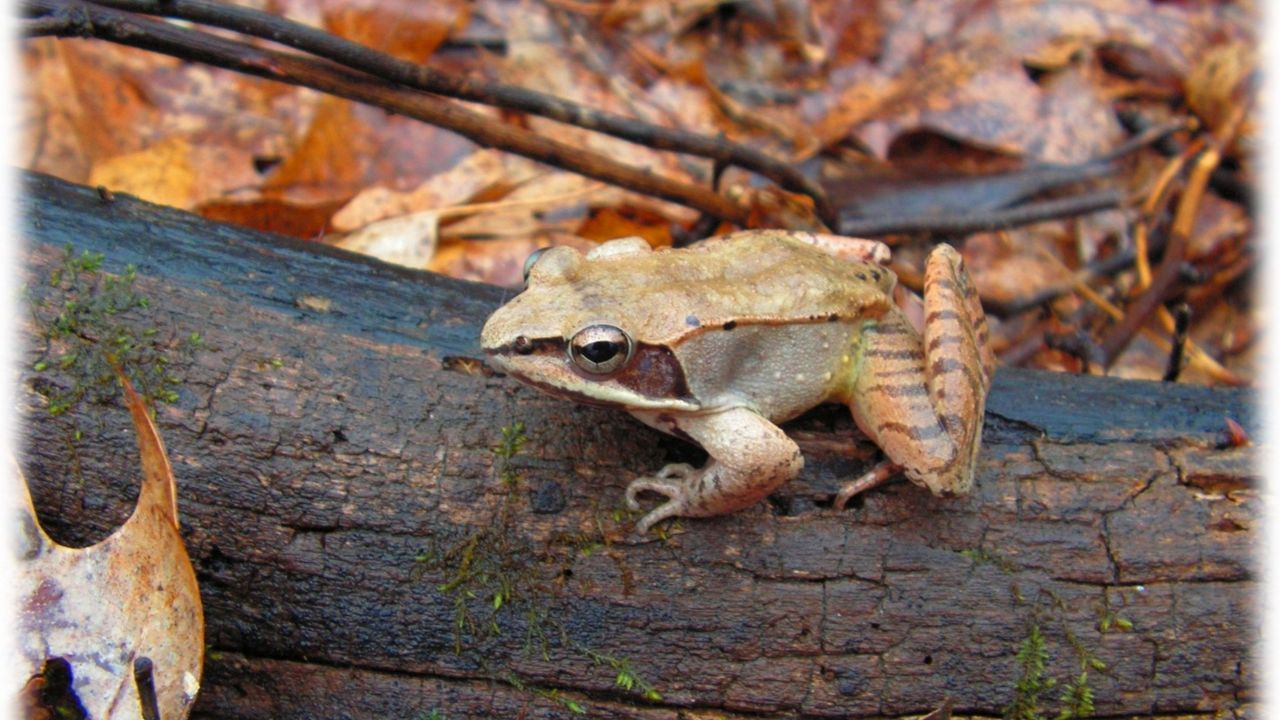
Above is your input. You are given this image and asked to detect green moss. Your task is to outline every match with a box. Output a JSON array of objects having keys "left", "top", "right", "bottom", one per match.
[
  {"left": 415, "top": 422, "right": 661, "bottom": 708},
  {"left": 1002, "top": 590, "right": 1112, "bottom": 720},
  {"left": 969, "top": 551, "right": 1134, "bottom": 719},
  {"left": 960, "top": 546, "right": 1017, "bottom": 573},
  {"left": 27, "top": 245, "right": 198, "bottom": 421},
  {"left": 1004, "top": 625, "right": 1098, "bottom": 720},
  {"left": 1055, "top": 671, "right": 1095, "bottom": 720},
  {"left": 1005, "top": 623, "right": 1052, "bottom": 720}
]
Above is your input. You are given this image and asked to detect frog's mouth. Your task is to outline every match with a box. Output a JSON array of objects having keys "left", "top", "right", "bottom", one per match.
[
  {"left": 486, "top": 340, "right": 701, "bottom": 413},
  {"left": 507, "top": 373, "right": 621, "bottom": 407}
]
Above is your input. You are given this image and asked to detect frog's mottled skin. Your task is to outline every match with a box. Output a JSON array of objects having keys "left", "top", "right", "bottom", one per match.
[{"left": 481, "top": 230, "right": 994, "bottom": 533}]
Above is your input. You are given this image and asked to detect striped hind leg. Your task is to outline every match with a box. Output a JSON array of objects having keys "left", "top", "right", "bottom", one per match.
[{"left": 839, "top": 243, "right": 993, "bottom": 504}]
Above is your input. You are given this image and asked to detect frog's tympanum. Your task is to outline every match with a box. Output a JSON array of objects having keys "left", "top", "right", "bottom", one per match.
[{"left": 481, "top": 230, "right": 995, "bottom": 533}]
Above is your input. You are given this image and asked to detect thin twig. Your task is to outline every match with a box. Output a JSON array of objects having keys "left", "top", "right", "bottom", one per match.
[
  {"left": 981, "top": 249, "right": 1141, "bottom": 318},
  {"left": 836, "top": 120, "right": 1188, "bottom": 238},
  {"left": 1163, "top": 303, "right": 1190, "bottom": 382},
  {"left": 1100, "top": 100, "right": 1251, "bottom": 376},
  {"left": 76, "top": 0, "right": 835, "bottom": 225},
  {"left": 22, "top": 0, "right": 752, "bottom": 224},
  {"left": 1133, "top": 137, "right": 1204, "bottom": 286},
  {"left": 838, "top": 188, "right": 1124, "bottom": 237},
  {"left": 1044, "top": 329, "right": 1106, "bottom": 375}
]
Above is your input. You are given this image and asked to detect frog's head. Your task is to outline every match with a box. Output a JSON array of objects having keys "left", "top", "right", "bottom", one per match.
[{"left": 480, "top": 241, "right": 699, "bottom": 412}]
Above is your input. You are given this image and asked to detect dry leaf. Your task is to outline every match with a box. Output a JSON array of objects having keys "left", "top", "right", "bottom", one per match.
[
  {"left": 88, "top": 137, "right": 199, "bottom": 209},
  {"left": 332, "top": 208, "right": 442, "bottom": 268},
  {"left": 812, "top": 0, "right": 1200, "bottom": 161},
  {"left": 322, "top": 0, "right": 469, "bottom": 62},
  {"left": 332, "top": 150, "right": 525, "bottom": 231},
  {"left": 1184, "top": 39, "right": 1257, "bottom": 158},
  {"left": 427, "top": 234, "right": 599, "bottom": 286},
  {"left": 16, "top": 375, "right": 204, "bottom": 719},
  {"left": 199, "top": 196, "right": 345, "bottom": 239},
  {"left": 576, "top": 206, "right": 674, "bottom": 246},
  {"left": 86, "top": 138, "right": 261, "bottom": 212}
]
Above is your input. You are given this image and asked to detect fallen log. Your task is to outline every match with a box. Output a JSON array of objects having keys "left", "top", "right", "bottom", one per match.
[{"left": 18, "top": 171, "right": 1258, "bottom": 719}]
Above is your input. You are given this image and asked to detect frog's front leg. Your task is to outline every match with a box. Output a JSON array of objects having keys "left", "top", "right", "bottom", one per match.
[
  {"left": 626, "top": 407, "right": 802, "bottom": 533},
  {"left": 841, "top": 244, "right": 994, "bottom": 504}
]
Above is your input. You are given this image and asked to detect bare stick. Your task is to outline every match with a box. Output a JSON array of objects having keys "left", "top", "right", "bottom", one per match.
[
  {"left": 22, "top": 0, "right": 752, "bottom": 224},
  {"left": 838, "top": 188, "right": 1125, "bottom": 237},
  {"left": 76, "top": 0, "right": 835, "bottom": 225}
]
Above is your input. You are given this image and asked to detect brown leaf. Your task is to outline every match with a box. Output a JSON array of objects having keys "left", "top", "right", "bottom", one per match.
[
  {"left": 966, "top": 238, "right": 1072, "bottom": 311},
  {"left": 576, "top": 206, "right": 674, "bottom": 246},
  {"left": 331, "top": 149, "right": 524, "bottom": 232},
  {"left": 813, "top": 0, "right": 1201, "bottom": 161},
  {"left": 322, "top": 0, "right": 469, "bottom": 62},
  {"left": 429, "top": 235, "right": 599, "bottom": 287},
  {"left": 333, "top": 209, "right": 442, "bottom": 267},
  {"left": 16, "top": 375, "right": 204, "bottom": 719},
  {"left": 261, "top": 95, "right": 376, "bottom": 204},
  {"left": 88, "top": 138, "right": 199, "bottom": 209},
  {"left": 88, "top": 137, "right": 265, "bottom": 213},
  {"left": 261, "top": 94, "right": 477, "bottom": 209},
  {"left": 1223, "top": 418, "right": 1250, "bottom": 448},
  {"left": 199, "top": 196, "right": 345, "bottom": 240},
  {"left": 1184, "top": 39, "right": 1257, "bottom": 154}
]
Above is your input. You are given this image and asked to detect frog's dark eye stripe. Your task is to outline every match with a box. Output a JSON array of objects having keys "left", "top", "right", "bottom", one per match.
[
  {"left": 493, "top": 336, "right": 560, "bottom": 356},
  {"left": 569, "top": 324, "right": 633, "bottom": 374}
]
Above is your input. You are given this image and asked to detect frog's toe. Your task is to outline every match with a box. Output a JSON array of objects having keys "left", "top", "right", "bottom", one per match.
[
  {"left": 624, "top": 464, "right": 693, "bottom": 510},
  {"left": 834, "top": 461, "right": 902, "bottom": 510},
  {"left": 626, "top": 464, "right": 698, "bottom": 531},
  {"left": 625, "top": 479, "right": 676, "bottom": 511},
  {"left": 655, "top": 463, "right": 696, "bottom": 480},
  {"left": 635, "top": 500, "right": 686, "bottom": 534}
]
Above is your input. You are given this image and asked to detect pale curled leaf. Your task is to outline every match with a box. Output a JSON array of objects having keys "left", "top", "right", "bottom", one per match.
[
  {"left": 331, "top": 208, "right": 442, "bottom": 269},
  {"left": 16, "top": 376, "right": 204, "bottom": 719}
]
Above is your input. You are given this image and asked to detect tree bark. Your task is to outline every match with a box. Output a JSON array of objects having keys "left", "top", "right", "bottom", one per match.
[{"left": 17, "top": 171, "right": 1258, "bottom": 719}]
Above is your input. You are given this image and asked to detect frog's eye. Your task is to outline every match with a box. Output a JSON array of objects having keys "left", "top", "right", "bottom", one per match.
[
  {"left": 522, "top": 247, "right": 551, "bottom": 286},
  {"left": 569, "top": 324, "right": 633, "bottom": 375}
]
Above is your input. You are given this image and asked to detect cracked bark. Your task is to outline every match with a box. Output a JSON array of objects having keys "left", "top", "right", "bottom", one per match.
[{"left": 17, "top": 171, "right": 1259, "bottom": 719}]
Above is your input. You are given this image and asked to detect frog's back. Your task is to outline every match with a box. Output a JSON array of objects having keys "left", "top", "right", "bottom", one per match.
[{"left": 586, "top": 230, "right": 896, "bottom": 342}]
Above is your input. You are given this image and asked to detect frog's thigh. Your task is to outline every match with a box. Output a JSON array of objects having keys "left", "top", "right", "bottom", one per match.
[
  {"left": 850, "top": 313, "right": 958, "bottom": 491},
  {"left": 634, "top": 407, "right": 803, "bottom": 517}
]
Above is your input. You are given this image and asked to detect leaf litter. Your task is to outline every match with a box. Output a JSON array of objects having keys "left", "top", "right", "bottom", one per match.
[{"left": 18, "top": 0, "right": 1258, "bottom": 383}]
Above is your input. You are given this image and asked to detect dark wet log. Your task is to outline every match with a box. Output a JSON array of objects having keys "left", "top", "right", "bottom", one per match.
[{"left": 18, "top": 171, "right": 1258, "bottom": 719}]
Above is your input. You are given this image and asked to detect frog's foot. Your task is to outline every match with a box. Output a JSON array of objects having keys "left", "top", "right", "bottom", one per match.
[
  {"left": 625, "top": 463, "right": 697, "bottom": 533},
  {"left": 833, "top": 461, "right": 902, "bottom": 510}
]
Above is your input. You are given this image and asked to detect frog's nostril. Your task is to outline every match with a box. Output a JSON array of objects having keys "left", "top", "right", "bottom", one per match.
[{"left": 514, "top": 336, "right": 534, "bottom": 354}]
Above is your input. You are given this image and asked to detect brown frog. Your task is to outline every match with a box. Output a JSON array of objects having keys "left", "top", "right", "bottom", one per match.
[{"left": 481, "top": 230, "right": 994, "bottom": 533}]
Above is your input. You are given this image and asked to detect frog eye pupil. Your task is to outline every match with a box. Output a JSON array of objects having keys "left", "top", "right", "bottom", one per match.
[
  {"left": 569, "top": 324, "right": 633, "bottom": 374},
  {"left": 581, "top": 340, "right": 620, "bottom": 363}
]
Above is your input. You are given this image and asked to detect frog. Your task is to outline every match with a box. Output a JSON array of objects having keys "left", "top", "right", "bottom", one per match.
[{"left": 480, "top": 229, "right": 995, "bottom": 534}]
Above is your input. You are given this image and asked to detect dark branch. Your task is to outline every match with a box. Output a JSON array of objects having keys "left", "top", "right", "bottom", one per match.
[
  {"left": 51, "top": 0, "right": 836, "bottom": 225},
  {"left": 22, "top": 0, "right": 755, "bottom": 224},
  {"left": 838, "top": 188, "right": 1126, "bottom": 238}
]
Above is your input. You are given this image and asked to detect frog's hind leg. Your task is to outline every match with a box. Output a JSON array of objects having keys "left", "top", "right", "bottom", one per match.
[
  {"left": 841, "top": 243, "right": 992, "bottom": 504},
  {"left": 920, "top": 243, "right": 993, "bottom": 492}
]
